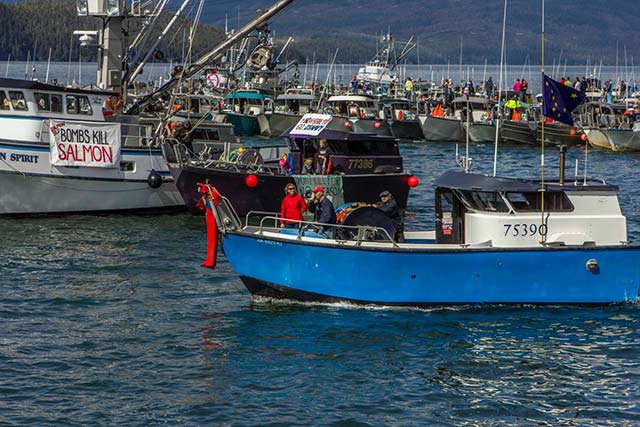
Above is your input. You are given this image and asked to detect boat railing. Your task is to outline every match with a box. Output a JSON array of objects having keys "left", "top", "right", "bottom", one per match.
[{"left": 246, "top": 212, "right": 398, "bottom": 246}]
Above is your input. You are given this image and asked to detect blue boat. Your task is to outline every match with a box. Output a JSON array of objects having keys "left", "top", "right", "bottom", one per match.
[{"left": 200, "top": 167, "right": 640, "bottom": 306}]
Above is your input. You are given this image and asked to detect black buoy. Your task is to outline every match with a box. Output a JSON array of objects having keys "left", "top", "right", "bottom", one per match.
[{"left": 147, "top": 170, "right": 163, "bottom": 188}]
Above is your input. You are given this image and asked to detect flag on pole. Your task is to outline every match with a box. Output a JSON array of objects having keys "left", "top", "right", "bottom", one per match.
[{"left": 541, "top": 73, "right": 586, "bottom": 126}]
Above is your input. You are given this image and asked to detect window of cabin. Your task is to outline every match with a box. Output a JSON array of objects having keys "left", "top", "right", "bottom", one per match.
[
  {"left": 35, "top": 93, "right": 51, "bottom": 111},
  {"left": 191, "top": 128, "right": 220, "bottom": 141},
  {"left": 458, "top": 190, "right": 509, "bottom": 212},
  {"left": 0, "top": 91, "right": 9, "bottom": 110},
  {"left": 66, "top": 95, "right": 93, "bottom": 115},
  {"left": 51, "top": 95, "right": 63, "bottom": 113},
  {"left": 9, "top": 91, "right": 28, "bottom": 111},
  {"left": 505, "top": 192, "right": 574, "bottom": 212}
]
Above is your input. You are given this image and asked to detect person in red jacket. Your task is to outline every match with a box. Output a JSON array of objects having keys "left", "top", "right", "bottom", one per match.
[{"left": 280, "top": 183, "right": 308, "bottom": 228}]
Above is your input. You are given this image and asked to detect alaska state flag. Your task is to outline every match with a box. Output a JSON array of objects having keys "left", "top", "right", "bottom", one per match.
[{"left": 541, "top": 73, "right": 586, "bottom": 126}]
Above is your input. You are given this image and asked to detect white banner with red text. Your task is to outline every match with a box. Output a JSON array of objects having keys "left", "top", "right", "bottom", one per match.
[{"left": 49, "top": 120, "right": 121, "bottom": 168}]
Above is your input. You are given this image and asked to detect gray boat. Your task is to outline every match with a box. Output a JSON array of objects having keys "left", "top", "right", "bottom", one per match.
[
  {"left": 421, "top": 96, "right": 493, "bottom": 142},
  {"left": 264, "top": 88, "right": 317, "bottom": 137},
  {"left": 326, "top": 94, "right": 392, "bottom": 136}
]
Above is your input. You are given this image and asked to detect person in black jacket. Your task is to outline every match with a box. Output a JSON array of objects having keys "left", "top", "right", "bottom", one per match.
[
  {"left": 376, "top": 190, "right": 404, "bottom": 242},
  {"left": 307, "top": 186, "right": 337, "bottom": 238}
]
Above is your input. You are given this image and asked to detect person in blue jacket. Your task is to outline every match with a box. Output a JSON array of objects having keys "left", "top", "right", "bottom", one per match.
[{"left": 307, "top": 186, "right": 337, "bottom": 238}]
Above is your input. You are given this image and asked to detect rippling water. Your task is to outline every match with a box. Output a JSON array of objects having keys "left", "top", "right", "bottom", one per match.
[{"left": 1, "top": 141, "right": 640, "bottom": 426}]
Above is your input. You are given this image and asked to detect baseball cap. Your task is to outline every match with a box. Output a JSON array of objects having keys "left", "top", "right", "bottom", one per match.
[
  {"left": 379, "top": 190, "right": 391, "bottom": 198},
  {"left": 313, "top": 186, "right": 324, "bottom": 193}
]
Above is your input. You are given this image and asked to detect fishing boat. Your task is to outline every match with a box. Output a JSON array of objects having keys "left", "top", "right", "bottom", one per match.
[
  {"left": 264, "top": 88, "right": 318, "bottom": 137},
  {"left": 326, "top": 94, "right": 391, "bottom": 136},
  {"left": 581, "top": 102, "right": 640, "bottom": 151},
  {"left": 379, "top": 98, "right": 424, "bottom": 140},
  {"left": 420, "top": 96, "right": 492, "bottom": 142},
  {"left": 223, "top": 90, "right": 273, "bottom": 137},
  {"left": 0, "top": 78, "right": 186, "bottom": 215},
  {"left": 200, "top": 155, "right": 640, "bottom": 306},
  {"left": 166, "top": 113, "right": 418, "bottom": 216}
]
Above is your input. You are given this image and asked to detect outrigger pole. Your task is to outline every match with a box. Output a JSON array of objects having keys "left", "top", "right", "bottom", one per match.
[
  {"left": 126, "top": 0, "right": 296, "bottom": 115},
  {"left": 540, "top": 0, "right": 547, "bottom": 244}
]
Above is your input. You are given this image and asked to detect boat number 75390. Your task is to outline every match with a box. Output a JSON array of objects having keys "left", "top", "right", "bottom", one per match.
[{"left": 503, "top": 223, "right": 548, "bottom": 237}]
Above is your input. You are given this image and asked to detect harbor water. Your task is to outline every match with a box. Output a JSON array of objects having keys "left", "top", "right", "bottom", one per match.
[{"left": 1, "top": 140, "right": 640, "bottom": 426}]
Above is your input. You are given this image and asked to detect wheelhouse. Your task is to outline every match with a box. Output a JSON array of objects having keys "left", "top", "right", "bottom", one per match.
[
  {"left": 225, "top": 90, "right": 272, "bottom": 115},
  {"left": 434, "top": 170, "right": 625, "bottom": 247},
  {"left": 327, "top": 95, "right": 382, "bottom": 119},
  {"left": 284, "top": 127, "right": 403, "bottom": 175},
  {"left": 273, "top": 89, "right": 316, "bottom": 115}
]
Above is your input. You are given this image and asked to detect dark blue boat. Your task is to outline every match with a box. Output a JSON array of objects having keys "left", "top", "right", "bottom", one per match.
[{"left": 168, "top": 113, "right": 417, "bottom": 216}]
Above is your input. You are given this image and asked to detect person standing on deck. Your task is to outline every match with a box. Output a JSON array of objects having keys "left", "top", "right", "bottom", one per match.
[
  {"left": 307, "top": 187, "right": 337, "bottom": 238},
  {"left": 376, "top": 190, "right": 405, "bottom": 243},
  {"left": 513, "top": 79, "right": 522, "bottom": 100},
  {"left": 404, "top": 78, "right": 414, "bottom": 99},
  {"left": 486, "top": 76, "right": 494, "bottom": 99},
  {"left": 280, "top": 184, "right": 307, "bottom": 229},
  {"left": 520, "top": 79, "right": 529, "bottom": 101},
  {"left": 315, "top": 138, "right": 332, "bottom": 175}
]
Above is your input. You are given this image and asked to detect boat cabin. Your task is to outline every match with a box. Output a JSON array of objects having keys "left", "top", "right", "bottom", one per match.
[
  {"left": 0, "top": 78, "right": 125, "bottom": 142},
  {"left": 379, "top": 98, "right": 417, "bottom": 121},
  {"left": 273, "top": 88, "right": 317, "bottom": 115},
  {"left": 433, "top": 170, "right": 626, "bottom": 248},
  {"left": 327, "top": 95, "right": 382, "bottom": 120},
  {"left": 451, "top": 96, "right": 495, "bottom": 122},
  {"left": 580, "top": 102, "right": 636, "bottom": 129},
  {"left": 283, "top": 114, "right": 403, "bottom": 175},
  {"left": 225, "top": 90, "right": 272, "bottom": 116}
]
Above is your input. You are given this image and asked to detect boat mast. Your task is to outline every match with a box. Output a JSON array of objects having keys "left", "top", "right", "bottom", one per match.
[
  {"left": 540, "top": 0, "right": 547, "bottom": 244},
  {"left": 126, "top": 0, "right": 296, "bottom": 114},
  {"left": 493, "top": 0, "right": 507, "bottom": 176}
]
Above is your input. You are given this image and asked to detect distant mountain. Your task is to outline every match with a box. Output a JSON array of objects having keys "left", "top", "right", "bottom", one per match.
[
  {"left": 203, "top": 0, "right": 640, "bottom": 65},
  {"left": 0, "top": 0, "right": 638, "bottom": 65}
]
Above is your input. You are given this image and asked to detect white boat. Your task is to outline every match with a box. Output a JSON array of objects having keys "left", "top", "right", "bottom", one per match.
[{"left": 0, "top": 78, "right": 183, "bottom": 215}]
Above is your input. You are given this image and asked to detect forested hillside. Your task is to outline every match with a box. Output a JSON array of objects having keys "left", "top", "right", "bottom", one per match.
[
  {"left": 1, "top": 0, "right": 639, "bottom": 65},
  {"left": 0, "top": 0, "right": 225, "bottom": 62}
]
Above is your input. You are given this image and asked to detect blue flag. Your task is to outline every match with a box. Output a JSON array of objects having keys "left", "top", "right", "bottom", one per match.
[{"left": 541, "top": 73, "right": 586, "bottom": 126}]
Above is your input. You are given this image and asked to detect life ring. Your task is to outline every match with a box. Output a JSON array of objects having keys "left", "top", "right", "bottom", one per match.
[{"left": 207, "top": 73, "right": 220, "bottom": 88}]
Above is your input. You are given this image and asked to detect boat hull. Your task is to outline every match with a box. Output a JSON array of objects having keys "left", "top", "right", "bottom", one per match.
[
  {"left": 172, "top": 165, "right": 411, "bottom": 216},
  {"left": 0, "top": 140, "right": 184, "bottom": 215},
  {"left": 533, "top": 122, "right": 583, "bottom": 146},
  {"left": 500, "top": 120, "right": 537, "bottom": 145},
  {"left": 465, "top": 122, "right": 496, "bottom": 144},
  {"left": 266, "top": 112, "right": 302, "bottom": 137},
  {"left": 390, "top": 120, "right": 425, "bottom": 140},
  {"left": 419, "top": 116, "right": 465, "bottom": 142},
  {"left": 225, "top": 112, "right": 260, "bottom": 136},
  {"left": 587, "top": 128, "right": 640, "bottom": 152},
  {"left": 222, "top": 232, "right": 640, "bottom": 305}
]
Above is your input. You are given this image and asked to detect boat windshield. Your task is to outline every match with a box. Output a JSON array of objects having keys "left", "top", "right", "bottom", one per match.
[
  {"left": 505, "top": 192, "right": 574, "bottom": 212},
  {"left": 291, "top": 138, "right": 399, "bottom": 156},
  {"left": 457, "top": 190, "right": 509, "bottom": 212}
]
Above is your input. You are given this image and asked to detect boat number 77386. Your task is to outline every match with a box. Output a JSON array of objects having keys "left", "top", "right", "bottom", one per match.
[
  {"left": 503, "top": 223, "right": 548, "bottom": 237},
  {"left": 348, "top": 159, "right": 374, "bottom": 169}
]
